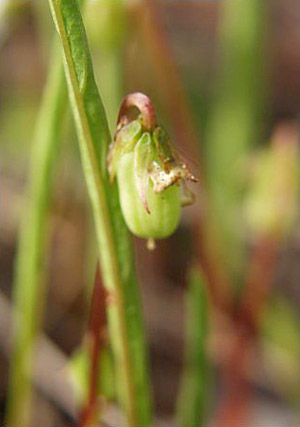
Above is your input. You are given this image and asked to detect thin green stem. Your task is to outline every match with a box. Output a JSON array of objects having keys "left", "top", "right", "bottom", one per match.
[
  {"left": 47, "top": 1, "right": 152, "bottom": 425},
  {"left": 6, "top": 42, "right": 67, "bottom": 426},
  {"left": 205, "top": 0, "right": 265, "bottom": 286},
  {"left": 74, "top": 0, "right": 127, "bottom": 415},
  {"left": 176, "top": 266, "right": 210, "bottom": 427}
]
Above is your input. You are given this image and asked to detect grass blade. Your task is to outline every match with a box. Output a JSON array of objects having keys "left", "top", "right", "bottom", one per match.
[
  {"left": 6, "top": 43, "right": 67, "bottom": 426},
  {"left": 47, "top": 0, "right": 152, "bottom": 424},
  {"left": 176, "top": 266, "right": 210, "bottom": 427},
  {"left": 205, "top": 1, "right": 265, "bottom": 284}
]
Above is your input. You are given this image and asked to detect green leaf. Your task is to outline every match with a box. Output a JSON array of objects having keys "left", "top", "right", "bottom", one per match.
[
  {"left": 70, "top": 347, "right": 115, "bottom": 404},
  {"left": 6, "top": 41, "right": 68, "bottom": 426},
  {"left": 48, "top": 0, "right": 152, "bottom": 424},
  {"left": 176, "top": 266, "right": 211, "bottom": 427},
  {"left": 205, "top": 0, "right": 266, "bottom": 286}
]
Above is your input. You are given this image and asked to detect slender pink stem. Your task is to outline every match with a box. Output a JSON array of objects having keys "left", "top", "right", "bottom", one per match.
[
  {"left": 79, "top": 263, "right": 107, "bottom": 427},
  {"left": 215, "top": 235, "right": 279, "bottom": 426},
  {"left": 134, "top": 3, "right": 233, "bottom": 312}
]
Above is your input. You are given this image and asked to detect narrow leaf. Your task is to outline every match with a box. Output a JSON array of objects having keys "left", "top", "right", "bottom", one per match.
[
  {"left": 6, "top": 41, "right": 67, "bottom": 426},
  {"left": 48, "top": 1, "right": 152, "bottom": 424},
  {"left": 176, "top": 266, "right": 211, "bottom": 427}
]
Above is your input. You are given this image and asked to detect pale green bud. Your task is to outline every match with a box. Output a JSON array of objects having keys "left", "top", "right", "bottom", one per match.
[{"left": 108, "top": 113, "right": 197, "bottom": 241}]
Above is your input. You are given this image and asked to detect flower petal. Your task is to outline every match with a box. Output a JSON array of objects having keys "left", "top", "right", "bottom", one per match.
[
  {"left": 108, "top": 120, "right": 142, "bottom": 182},
  {"left": 134, "top": 133, "right": 154, "bottom": 213}
]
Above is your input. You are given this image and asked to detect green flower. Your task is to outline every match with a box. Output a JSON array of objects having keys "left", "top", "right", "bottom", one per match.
[{"left": 108, "top": 93, "right": 197, "bottom": 244}]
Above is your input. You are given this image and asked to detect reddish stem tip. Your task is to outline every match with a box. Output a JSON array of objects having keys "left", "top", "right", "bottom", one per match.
[{"left": 117, "top": 92, "right": 157, "bottom": 131}]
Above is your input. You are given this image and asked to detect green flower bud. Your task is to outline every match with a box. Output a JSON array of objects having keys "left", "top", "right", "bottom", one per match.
[
  {"left": 245, "top": 123, "right": 299, "bottom": 239},
  {"left": 117, "top": 132, "right": 181, "bottom": 239},
  {"left": 108, "top": 93, "right": 197, "bottom": 243}
]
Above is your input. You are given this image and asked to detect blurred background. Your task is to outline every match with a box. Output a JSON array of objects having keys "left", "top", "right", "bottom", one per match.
[{"left": 1, "top": 0, "right": 300, "bottom": 426}]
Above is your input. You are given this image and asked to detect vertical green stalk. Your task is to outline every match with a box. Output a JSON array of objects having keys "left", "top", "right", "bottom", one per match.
[
  {"left": 205, "top": 0, "right": 265, "bottom": 284},
  {"left": 6, "top": 43, "right": 67, "bottom": 426},
  {"left": 71, "top": 0, "right": 127, "bottom": 412},
  {"left": 176, "top": 266, "right": 210, "bottom": 427},
  {"left": 47, "top": 0, "right": 152, "bottom": 425}
]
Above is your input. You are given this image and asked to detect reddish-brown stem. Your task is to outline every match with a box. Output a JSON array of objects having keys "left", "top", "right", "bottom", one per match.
[
  {"left": 216, "top": 123, "right": 297, "bottom": 425},
  {"left": 238, "top": 122, "right": 297, "bottom": 330},
  {"left": 238, "top": 235, "right": 279, "bottom": 332},
  {"left": 133, "top": 8, "right": 277, "bottom": 426},
  {"left": 135, "top": 2, "right": 233, "bottom": 313},
  {"left": 195, "top": 221, "right": 232, "bottom": 313},
  {"left": 216, "top": 235, "right": 279, "bottom": 426},
  {"left": 215, "top": 327, "right": 253, "bottom": 427},
  {"left": 117, "top": 92, "right": 157, "bottom": 131},
  {"left": 134, "top": 2, "right": 202, "bottom": 168},
  {"left": 79, "top": 264, "right": 107, "bottom": 427}
]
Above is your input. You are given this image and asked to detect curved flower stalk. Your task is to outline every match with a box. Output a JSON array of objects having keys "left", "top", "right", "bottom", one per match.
[{"left": 108, "top": 92, "right": 198, "bottom": 244}]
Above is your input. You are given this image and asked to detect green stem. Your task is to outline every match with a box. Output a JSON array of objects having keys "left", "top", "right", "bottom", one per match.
[
  {"left": 47, "top": 1, "right": 152, "bottom": 425},
  {"left": 205, "top": 0, "right": 265, "bottom": 285},
  {"left": 6, "top": 42, "right": 67, "bottom": 426},
  {"left": 73, "top": 0, "right": 126, "bottom": 414},
  {"left": 176, "top": 266, "right": 210, "bottom": 427}
]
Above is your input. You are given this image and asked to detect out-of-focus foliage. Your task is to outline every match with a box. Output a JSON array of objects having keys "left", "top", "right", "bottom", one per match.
[
  {"left": 245, "top": 125, "right": 299, "bottom": 239},
  {"left": 1, "top": 1, "right": 300, "bottom": 426}
]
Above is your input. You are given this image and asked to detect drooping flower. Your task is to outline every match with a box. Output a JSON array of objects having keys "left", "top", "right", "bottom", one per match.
[{"left": 108, "top": 92, "right": 197, "bottom": 244}]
